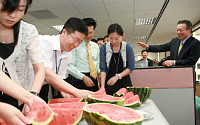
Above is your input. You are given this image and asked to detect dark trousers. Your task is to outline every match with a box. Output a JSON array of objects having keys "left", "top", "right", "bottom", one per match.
[
  {"left": 39, "top": 84, "right": 49, "bottom": 103},
  {"left": 70, "top": 73, "right": 99, "bottom": 92}
]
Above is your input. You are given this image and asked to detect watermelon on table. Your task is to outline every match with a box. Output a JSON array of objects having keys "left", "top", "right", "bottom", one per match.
[
  {"left": 122, "top": 92, "right": 141, "bottom": 107},
  {"left": 113, "top": 88, "right": 127, "bottom": 97},
  {"left": 93, "top": 89, "right": 107, "bottom": 95},
  {"left": 49, "top": 108, "right": 83, "bottom": 125},
  {"left": 48, "top": 98, "right": 84, "bottom": 104},
  {"left": 126, "top": 87, "right": 152, "bottom": 102},
  {"left": 48, "top": 102, "right": 87, "bottom": 109},
  {"left": 87, "top": 94, "right": 124, "bottom": 106},
  {"left": 83, "top": 103, "right": 144, "bottom": 125},
  {"left": 26, "top": 101, "right": 54, "bottom": 125}
]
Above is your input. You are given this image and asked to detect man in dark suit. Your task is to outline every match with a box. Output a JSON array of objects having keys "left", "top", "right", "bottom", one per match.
[
  {"left": 139, "top": 50, "right": 153, "bottom": 66},
  {"left": 137, "top": 20, "right": 200, "bottom": 67}
]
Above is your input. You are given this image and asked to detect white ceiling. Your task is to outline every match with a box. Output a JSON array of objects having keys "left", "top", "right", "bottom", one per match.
[{"left": 23, "top": 0, "right": 200, "bottom": 55}]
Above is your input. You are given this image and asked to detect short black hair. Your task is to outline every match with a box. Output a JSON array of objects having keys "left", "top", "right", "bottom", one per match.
[
  {"left": 141, "top": 50, "right": 148, "bottom": 54},
  {"left": 107, "top": 23, "right": 124, "bottom": 36},
  {"left": 91, "top": 39, "right": 97, "bottom": 43},
  {"left": 62, "top": 17, "right": 88, "bottom": 36},
  {"left": 82, "top": 18, "right": 97, "bottom": 30},
  {"left": 97, "top": 38, "right": 104, "bottom": 41},
  {"left": 177, "top": 20, "right": 192, "bottom": 31}
]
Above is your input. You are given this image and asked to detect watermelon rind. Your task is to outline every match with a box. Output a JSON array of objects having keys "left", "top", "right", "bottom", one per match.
[
  {"left": 83, "top": 103, "right": 144, "bottom": 125},
  {"left": 31, "top": 112, "right": 54, "bottom": 125},
  {"left": 126, "top": 87, "right": 152, "bottom": 103},
  {"left": 113, "top": 88, "right": 127, "bottom": 97},
  {"left": 87, "top": 95, "right": 125, "bottom": 106}
]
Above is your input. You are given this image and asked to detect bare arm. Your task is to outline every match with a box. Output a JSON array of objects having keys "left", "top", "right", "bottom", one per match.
[
  {"left": 100, "top": 72, "right": 106, "bottom": 89},
  {"left": 45, "top": 67, "right": 93, "bottom": 98}
]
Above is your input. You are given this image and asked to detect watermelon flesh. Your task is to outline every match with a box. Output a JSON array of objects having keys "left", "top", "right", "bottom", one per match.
[
  {"left": 87, "top": 94, "right": 124, "bottom": 106},
  {"left": 48, "top": 97, "right": 84, "bottom": 104},
  {"left": 48, "top": 102, "right": 87, "bottom": 109},
  {"left": 122, "top": 92, "right": 141, "bottom": 107},
  {"left": 93, "top": 89, "right": 107, "bottom": 95},
  {"left": 26, "top": 101, "right": 54, "bottom": 125},
  {"left": 113, "top": 88, "right": 127, "bottom": 97},
  {"left": 83, "top": 103, "right": 144, "bottom": 125},
  {"left": 49, "top": 108, "right": 83, "bottom": 125}
]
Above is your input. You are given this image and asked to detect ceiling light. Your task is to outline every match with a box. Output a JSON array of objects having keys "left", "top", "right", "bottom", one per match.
[
  {"left": 52, "top": 25, "right": 64, "bottom": 32},
  {"left": 133, "top": 36, "right": 148, "bottom": 40},
  {"left": 135, "top": 17, "right": 156, "bottom": 25}
]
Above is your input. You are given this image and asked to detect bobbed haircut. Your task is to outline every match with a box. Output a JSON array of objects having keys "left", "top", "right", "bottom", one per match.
[
  {"left": 82, "top": 18, "right": 97, "bottom": 30},
  {"left": 107, "top": 23, "right": 124, "bottom": 36},
  {"left": 1, "top": 0, "right": 32, "bottom": 14},
  {"left": 61, "top": 17, "right": 88, "bottom": 36}
]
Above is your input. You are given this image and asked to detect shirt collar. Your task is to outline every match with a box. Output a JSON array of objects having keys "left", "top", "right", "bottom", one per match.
[
  {"left": 53, "top": 35, "right": 61, "bottom": 51},
  {"left": 182, "top": 35, "right": 191, "bottom": 45}
]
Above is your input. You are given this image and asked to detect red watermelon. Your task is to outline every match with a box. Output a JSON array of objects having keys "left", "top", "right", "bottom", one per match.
[
  {"left": 48, "top": 102, "right": 87, "bottom": 109},
  {"left": 26, "top": 101, "right": 54, "bottom": 125},
  {"left": 122, "top": 92, "right": 141, "bottom": 107},
  {"left": 48, "top": 98, "right": 84, "bottom": 104}
]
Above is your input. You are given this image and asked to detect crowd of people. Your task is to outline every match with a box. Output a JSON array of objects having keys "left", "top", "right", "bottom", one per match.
[{"left": 0, "top": 0, "right": 200, "bottom": 125}]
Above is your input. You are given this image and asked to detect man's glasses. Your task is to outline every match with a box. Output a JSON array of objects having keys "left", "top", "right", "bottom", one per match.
[{"left": 69, "top": 33, "right": 82, "bottom": 45}]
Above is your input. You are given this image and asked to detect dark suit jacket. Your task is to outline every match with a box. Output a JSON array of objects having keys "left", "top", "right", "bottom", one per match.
[
  {"left": 147, "top": 36, "right": 200, "bottom": 65},
  {"left": 139, "top": 58, "right": 153, "bottom": 66}
]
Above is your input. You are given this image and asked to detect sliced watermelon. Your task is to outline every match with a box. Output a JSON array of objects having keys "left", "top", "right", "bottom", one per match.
[
  {"left": 49, "top": 108, "right": 83, "bottom": 125},
  {"left": 83, "top": 103, "right": 144, "bottom": 125},
  {"left": 87, "top": 94, "right": 124, "bottom": 106},
  {"left": 122, "top": 92, "right": 141, "bottom": 107},
  {"left": 48, "top": 102, "right": 87, "bottom": 109},
  {"left": 126, "top": 87, "right": 152, "bottom": 102},
  {"left": 48, "top": 98, "right": 84, "bottom": 104},
  {"left": 113, "top": 88, "right": 127, "bottom": 97},
  {"left": 26, "top": 101, "right": 54, "bottom": 125},
  {"left": 93, "top": 89, "right": 107, "bottom": 95}
]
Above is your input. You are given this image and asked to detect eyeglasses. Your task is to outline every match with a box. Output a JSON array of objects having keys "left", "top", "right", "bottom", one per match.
[{"left": 69, "top": 33, "right": 82, "bottom": 45}]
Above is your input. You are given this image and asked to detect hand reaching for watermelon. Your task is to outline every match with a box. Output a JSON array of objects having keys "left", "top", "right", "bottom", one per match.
[{"left": 0, "top": 102, "right": 31, "bottom": 125}]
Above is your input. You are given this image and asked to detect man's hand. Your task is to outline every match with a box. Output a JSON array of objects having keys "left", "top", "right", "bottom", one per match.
[
  {"left": 107, "top": 75, "right": 119, "bottom": 86},
  {"left": 136, "top": 42, "right": 148, "bottom": 49},
  {"left": 162, "top": 60, "right": 174, "bottom": 67},
  {"left": 73, "top": 89, "right": 94, "bottom": 100},
  {"left": 82, "top": 75, "right": 95, "bottom": 87}
]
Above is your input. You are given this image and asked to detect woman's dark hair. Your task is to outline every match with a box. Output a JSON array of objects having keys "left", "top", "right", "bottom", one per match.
[
  {"left": 1, "top": 0, "right": 32, "bottom": 45},
  {"left": 107, "top": 23, "right": 124, "bottom": 36}
]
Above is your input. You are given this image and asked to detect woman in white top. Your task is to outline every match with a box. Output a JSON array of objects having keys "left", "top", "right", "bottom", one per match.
[{"left": 0, "top": 0, "right": 45, "bottom": 110}]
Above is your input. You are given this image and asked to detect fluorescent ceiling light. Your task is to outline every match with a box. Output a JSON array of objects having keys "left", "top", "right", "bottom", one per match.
[
  {"left": 52, "top": 25, "right": 64, "bottom": 32},
  {"left": 133, "top": 36, "right": 148, "bottom": 40},
  {"left": 135, "top": 17, "right": 156, "bottom": 25}
]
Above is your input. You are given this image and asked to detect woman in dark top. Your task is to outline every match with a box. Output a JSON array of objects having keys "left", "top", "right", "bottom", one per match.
[{"left": 100, "top": 23, "right": 135, "bottom": 95}]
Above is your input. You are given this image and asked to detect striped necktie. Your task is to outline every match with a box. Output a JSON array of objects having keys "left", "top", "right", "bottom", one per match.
[{"left": 86, "top": 43, "right": 97, "bottom": 79}]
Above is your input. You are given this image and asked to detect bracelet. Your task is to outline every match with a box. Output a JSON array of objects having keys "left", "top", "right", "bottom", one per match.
[
  {"left": 30, "top": 91, "right": 39, "bottom": 96},
  {"left": 116, "top": 74, "right": 122, "bottom": 79}
]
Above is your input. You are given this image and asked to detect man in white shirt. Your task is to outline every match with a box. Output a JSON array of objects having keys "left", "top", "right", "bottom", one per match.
[{"left": 39, "top": 17, "right": 92, "bottom": 102}]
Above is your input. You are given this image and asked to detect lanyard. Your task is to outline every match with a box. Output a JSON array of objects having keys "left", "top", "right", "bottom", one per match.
[
  {"left": 55, "top": 50, "right": 62, "bottom": 74},
  {"left": 111, "top": 43, "right": 122, "bottom": 74}
]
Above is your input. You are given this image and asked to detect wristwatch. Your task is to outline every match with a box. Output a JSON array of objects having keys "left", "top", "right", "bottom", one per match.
[
  {"left": 116, "top": 74, "right": 122, "bottom": 79},
  {"left": 30, "top": 91, "right": 39, "bottom": 96}
]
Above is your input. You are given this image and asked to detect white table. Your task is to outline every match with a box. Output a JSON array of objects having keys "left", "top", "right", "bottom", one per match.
[{"left": 79, "top": 99, "right": 169, "bottom": 125}]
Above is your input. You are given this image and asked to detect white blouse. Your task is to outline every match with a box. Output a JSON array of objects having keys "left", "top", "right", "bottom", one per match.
[{"left": 0, "top": 20, "right": 43, "bottom": 91}]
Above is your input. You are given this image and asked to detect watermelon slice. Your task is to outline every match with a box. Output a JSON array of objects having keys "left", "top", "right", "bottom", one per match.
[
  {"left": 93, "top": 89, "right": 107, "bottom": 95},
  {"left": 83, "top": 103, "right": 144, "bottom": 125},
  {"left": 113, "top": 88, "right": 127, "bottom": 97},
  {"left": 49, "top": 108, "right": 83, "bottom": 125},
  {"left": 126, "top": 87, "right": 152, "bottom": 102},
  {"left": 26, "top": 101, "right": 54, "bottom": 125},
  {"left": 48, "top": 102, "right": 87, "bottom": 109},
  {"left": 48, "top": 98, "right": 84, "bottom": 104},
  {"left": 122, "top": 92, "right": 141, "bottom": 107},
  {"left": 87, "top": 94, "right": 124, "bottom": 106}
]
